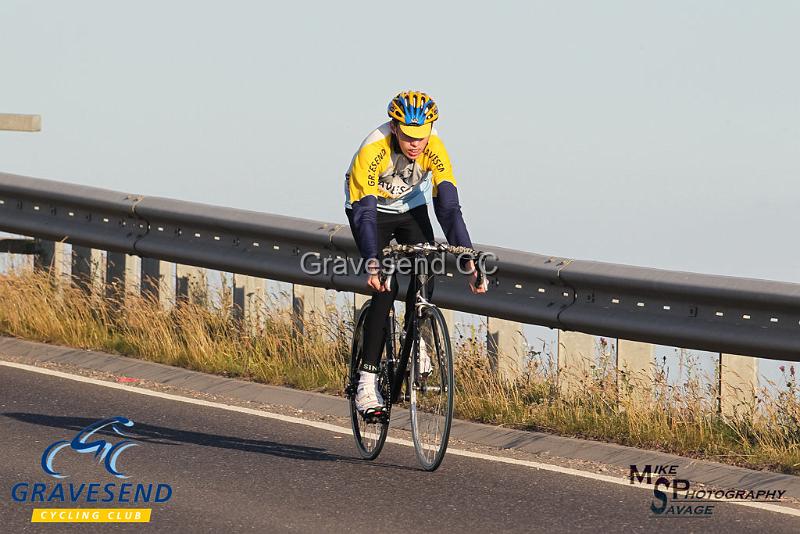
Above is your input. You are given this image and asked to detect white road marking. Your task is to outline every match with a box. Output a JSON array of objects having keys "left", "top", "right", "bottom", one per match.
[{"left": 2, "top": 359, "right": 799, "bottom": 519}]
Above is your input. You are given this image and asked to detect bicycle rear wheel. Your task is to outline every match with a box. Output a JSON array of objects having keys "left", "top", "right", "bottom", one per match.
[
  {"left": 347, "top": 300, "right": 389, "bottom": 460},
  {"left": 410, "top": 305, "right": 454, "bottom": 471}
]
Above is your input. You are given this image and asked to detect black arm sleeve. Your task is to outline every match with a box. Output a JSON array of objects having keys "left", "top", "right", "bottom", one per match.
[
  {"left": 433, "top": 181, "right": 473, "bottom": 248},
  {"left": 347, "top": 195, "right": 379, "bottom": 260}
]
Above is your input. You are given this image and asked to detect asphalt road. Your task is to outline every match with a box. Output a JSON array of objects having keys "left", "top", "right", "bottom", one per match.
[{"left": 1, "top": 364, "right": 798, "bottom": 533}]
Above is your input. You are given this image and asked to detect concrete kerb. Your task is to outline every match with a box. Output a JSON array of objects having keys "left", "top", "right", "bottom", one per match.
[{"left": 0, "top": 335, "right": 797, "bottom": 495}]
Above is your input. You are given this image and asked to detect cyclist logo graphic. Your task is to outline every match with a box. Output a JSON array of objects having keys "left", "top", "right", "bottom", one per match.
[{"left": 41, "top": 416, "right": 139, "bottom": 479}]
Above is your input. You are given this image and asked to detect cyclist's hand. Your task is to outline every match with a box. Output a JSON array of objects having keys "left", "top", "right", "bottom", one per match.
[
  {"left": 367, "top": 274, "right": 389, "bottom": 292},
  {"left": 468, "top": 271, "right": 487, "bottom": 294},
  {"left": 366, "top": 258, "right": 390, "bottom": 292},
  {"left": 465, "top": 260, "right": 488, "bottom": 294}
]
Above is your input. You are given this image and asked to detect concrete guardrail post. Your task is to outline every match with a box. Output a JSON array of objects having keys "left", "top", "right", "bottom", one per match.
[
  {"left": 617, "top": 339, "right": 655, "bottom": 403},
  {"left": 141, "top": 258, "right": 176, "bottom": 309},
  {"left": 293, "top": 284, "right": 327, "bottom": 334},
  {"left": 176, "top": 264, "right": 207, "bottom": 306},
  {"left": 233, "top": 274, "right": 266, "bottom": 334},
  {"left": 8, "top": 253, "right": 33, "bottom": 275},
  {"left": 719, "top": 353, "right": 758, "bottom": 417},
  {"left": 105, "top": 252, "right": 141, "bottom": 302},
  {"left": 71, "top": 246, "right": 105, "bottom": 297},
  {"left": 0, "top": 237, "right": 35, "bottom": 275},
  {"left": 10, "top": 251, "right": 34, "bottom": 275},
  {"left": 558, "top": 330, "right": 595, "bottom": 396},
  {"left": 487, "top": 318, "right": 524, "bottom": 381},
  {"left": 34, "top": 239, "right": 69, "bottom": 284},
  {"left": 439, "top": 308, "right": 457, "bottom": 357}
]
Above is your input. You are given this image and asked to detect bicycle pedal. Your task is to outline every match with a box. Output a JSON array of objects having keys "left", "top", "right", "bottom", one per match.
[{"left": 362, "top": 410, "right": 388, "bottom": 424}]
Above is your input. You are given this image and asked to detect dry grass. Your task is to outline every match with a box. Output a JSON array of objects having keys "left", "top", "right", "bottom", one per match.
[
  {"left": 1, "top": 268, "right": 798, "bottom": 474},
  {"left": 454, "top": 329, "right": 800, "bottom": 474},
  {"left": 0, "top": 269, "right": 349, "bottom": 393}
]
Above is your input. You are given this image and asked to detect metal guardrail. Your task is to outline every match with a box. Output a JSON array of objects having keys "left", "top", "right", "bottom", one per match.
[{"left": 1, "top": 171, "right": 798, "bottom": 361}]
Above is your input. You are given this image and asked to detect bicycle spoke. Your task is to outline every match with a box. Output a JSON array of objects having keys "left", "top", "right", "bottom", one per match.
[{"left": 410, "top": 306, "right": 454, "bottom": 471}]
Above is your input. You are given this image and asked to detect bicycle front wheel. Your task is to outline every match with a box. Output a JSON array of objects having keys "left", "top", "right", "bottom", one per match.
[
  {"left": 348, "top": 300, "right": 389, "bottom": 460},
  {"left": 410, "top": 305, "right": 454, "bottom": 471}
]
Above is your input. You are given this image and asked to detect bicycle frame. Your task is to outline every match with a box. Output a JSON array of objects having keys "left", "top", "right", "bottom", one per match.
[
  {"left": 386, "top": 269, "right": 431, "bottom": 406},
  {"left": 350, "top": 242, "right": 484, "bottom": 468},
  {"left": 381, "top": 243, "right": 486, "bottom": 407}
]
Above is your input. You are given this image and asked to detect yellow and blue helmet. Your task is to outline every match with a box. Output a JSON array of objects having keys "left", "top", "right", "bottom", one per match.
[{"left": 388, "top": 91, "right": 438, "bottom": 139}]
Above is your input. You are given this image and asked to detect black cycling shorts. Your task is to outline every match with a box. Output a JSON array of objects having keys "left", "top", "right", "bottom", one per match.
[{"left": 345, "top": 205, "right": 435, "bottom": 371}]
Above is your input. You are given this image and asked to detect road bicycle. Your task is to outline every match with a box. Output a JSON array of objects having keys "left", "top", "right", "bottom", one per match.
[{"left": 345, "top": 242, "right": 487, "bottom": 471}]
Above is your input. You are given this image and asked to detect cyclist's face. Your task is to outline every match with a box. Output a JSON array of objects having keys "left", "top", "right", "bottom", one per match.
[{"left": 392, "top": 124, "right": 430, "bottom": 160}]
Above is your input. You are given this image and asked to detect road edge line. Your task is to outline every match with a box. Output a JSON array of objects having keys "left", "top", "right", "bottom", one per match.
[{"left": 2, "top": 359, "right": 799, "bottom": 520}]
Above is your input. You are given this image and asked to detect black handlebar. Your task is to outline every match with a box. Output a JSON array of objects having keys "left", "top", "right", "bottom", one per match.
[{"left": 378, "top": 242, "right": 487, "bottom": 290}]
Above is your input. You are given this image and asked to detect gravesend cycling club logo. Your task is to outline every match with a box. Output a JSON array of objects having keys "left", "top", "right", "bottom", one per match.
[
  {"left": 42, "top": 416, "right": 138, "bottom": 479},
  {"left": 10, "top": 416, "right": 173, "bottom": 524}
]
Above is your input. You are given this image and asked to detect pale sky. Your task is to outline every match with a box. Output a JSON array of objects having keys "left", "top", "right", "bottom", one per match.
[
  {"left": 1, "top": 1, "right": 798, "bottom": 382},
  {"left": 2, "top": 1, "right": 798, "bottom": 283}
]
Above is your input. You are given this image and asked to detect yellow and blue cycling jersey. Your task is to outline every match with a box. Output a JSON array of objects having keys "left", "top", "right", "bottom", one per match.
[
  {"left": 344, "top": 121, "right": 472, "bottom": 260},
  {"left": 345, "top": 121, "right": 455, "bottom": 214}
]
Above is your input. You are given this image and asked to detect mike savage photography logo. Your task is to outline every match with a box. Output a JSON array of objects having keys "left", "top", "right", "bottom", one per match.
[
  {"left": 10, "top": 416, "right": 173, "bottom": 524},
  {"left": 629, "top": 464, "right": 786, "bottom": 518}
]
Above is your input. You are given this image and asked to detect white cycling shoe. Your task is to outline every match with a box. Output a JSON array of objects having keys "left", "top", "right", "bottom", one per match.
[
  {"left": 355, "top": 371, "right": 385, "bottom": 414},
  {"left": 418, "top": 337, "right": 432, "bottom": 376}
]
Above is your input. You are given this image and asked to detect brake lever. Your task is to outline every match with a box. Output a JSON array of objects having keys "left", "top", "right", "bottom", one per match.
[{"left": 474, "top": 252, "right": 488, "bottom": 292}]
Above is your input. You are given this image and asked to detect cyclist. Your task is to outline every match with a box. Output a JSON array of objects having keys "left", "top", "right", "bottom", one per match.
[{"left": 344, "top": 90, "right": 486, "bottom": 417}]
